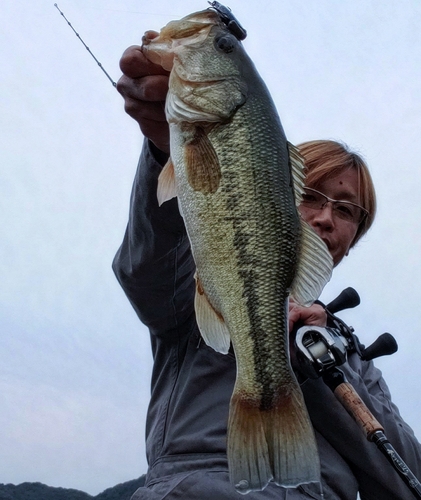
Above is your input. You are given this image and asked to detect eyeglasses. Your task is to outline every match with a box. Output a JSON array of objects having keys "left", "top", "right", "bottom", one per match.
[{"left": 301, "top": 187, "right": 369, "bottom": 224}]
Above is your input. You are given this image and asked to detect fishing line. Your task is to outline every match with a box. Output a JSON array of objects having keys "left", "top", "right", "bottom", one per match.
[
  {"left": 80, "top": 7, "right": 179, "bottom": 15},
  {"left": 54, "top": 3, "right": 117, "bottom": 88}
]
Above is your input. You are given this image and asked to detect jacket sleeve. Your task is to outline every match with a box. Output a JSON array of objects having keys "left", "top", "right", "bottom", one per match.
[
  {"left": 302, "top": 352, "right": 421, "bottom": 500},
  {"left": 112, "top": 139, "right": 195, "bottom": 337}
]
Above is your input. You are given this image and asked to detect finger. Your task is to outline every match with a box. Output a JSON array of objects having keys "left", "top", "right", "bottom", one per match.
[
  {"left": 122, "top": 97, "right": 170, "bottom": 153},
  {"left": 139, "top": 118, "right": 170, "bottom": 154},
  {"left": 123, "top": 97, "right": 167, "bottom": 124},
  {"left": 288, "top": 309, "right": 299, "bottom": 334},
  {"left": 119, "top": 45, "right": 169, "bottom": 78},
  {"left": 117, "top": 74, "right": 169, "bottom": 103},
  {"left": 143, "top": 30, "right": 160, "bottom": 42}
]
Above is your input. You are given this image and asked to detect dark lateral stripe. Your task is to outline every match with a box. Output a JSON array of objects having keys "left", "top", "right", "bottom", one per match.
[{"left": 221, "top": 164, "right": 300, "bottom": 409}]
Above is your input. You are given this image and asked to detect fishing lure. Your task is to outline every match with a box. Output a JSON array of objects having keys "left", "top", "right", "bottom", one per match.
[{"left": 207, "top": 1, "right": 247, "bottom": 40}]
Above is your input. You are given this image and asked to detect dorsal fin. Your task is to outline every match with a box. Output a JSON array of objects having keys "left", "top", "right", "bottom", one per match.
[
  {"left": 287, "top": 141, "right": 306, "bottom": 207},
  {"left": 287, "top": 141, "right": 333, "bottom": 304},
  {"left": 291, "top": 220, "right": 333, "bottom": 305}
]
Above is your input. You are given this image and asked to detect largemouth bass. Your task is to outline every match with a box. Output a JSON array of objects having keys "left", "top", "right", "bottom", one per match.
[{"left": 142, "top": 3, "right": 333, "bottom": 494}]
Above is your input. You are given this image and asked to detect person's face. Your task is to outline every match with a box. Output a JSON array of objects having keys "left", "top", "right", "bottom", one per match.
[{"left": 298, "top": 168, "right": 361, "bottom": 266}]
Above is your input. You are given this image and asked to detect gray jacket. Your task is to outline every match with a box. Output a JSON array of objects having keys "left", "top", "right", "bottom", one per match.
[{"left": 113, "top": 140, "right": 421, "bottom": 500}]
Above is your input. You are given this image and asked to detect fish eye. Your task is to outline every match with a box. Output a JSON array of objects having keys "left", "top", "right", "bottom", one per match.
[{"left": 214, "top": 35, "right": 235, "bottom": 53}]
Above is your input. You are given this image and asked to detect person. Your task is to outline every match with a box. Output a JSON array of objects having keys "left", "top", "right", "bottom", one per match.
[{"left": 113, "top": 45, "right": 421, "bottom": 500}]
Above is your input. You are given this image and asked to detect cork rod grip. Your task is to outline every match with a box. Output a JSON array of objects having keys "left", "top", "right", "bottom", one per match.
[{"left": 334, "top": 382, "right": 384, "bottom": 438}]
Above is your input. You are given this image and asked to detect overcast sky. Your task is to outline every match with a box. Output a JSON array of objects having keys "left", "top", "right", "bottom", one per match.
[{"left": 1, "top": 0, "right": 421, "bottom": 495}]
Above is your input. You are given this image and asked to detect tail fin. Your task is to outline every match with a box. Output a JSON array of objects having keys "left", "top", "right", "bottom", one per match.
[{"left": 228, "top": 385, "right": 320, "bottom": 494}]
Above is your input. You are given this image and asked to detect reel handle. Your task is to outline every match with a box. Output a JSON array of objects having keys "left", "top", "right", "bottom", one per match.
[{"left": 325, "top": 287, "right": 360, "bottom": 314}]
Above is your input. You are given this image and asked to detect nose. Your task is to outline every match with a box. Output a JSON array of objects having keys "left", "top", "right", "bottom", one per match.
[{"left": 310, "top": 202, "right": 335, "bottom": 231}]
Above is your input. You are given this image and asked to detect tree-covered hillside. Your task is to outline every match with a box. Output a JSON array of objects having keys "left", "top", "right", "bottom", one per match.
[{"left": 0, "top": 476, "right": 145, "bottom": 500}]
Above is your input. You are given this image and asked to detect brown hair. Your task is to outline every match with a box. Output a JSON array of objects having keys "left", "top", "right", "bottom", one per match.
[{"left": 297, "top": 140, "right": 376, "bottom": 247}]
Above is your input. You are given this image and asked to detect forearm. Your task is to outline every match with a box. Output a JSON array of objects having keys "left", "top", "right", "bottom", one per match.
[{"left": 113, "top": 139, "right": 195, "bottom": 333}]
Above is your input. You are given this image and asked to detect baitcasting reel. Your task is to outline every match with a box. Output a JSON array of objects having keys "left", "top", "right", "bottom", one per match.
[
  {"left": 295, "top": 288, "right": 421, "bottom": 497},
  {"left": 295, "top": 287, "right": 398, "bottom": 380}
]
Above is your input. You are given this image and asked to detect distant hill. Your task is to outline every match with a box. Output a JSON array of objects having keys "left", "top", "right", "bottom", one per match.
[{"left": 0, "top": 476, "right": 145, "bottom": 500}]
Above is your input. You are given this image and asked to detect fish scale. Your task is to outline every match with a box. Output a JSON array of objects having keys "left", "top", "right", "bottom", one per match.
[{"left": 142, "top": 6, "right": 333, "bottom": 494}]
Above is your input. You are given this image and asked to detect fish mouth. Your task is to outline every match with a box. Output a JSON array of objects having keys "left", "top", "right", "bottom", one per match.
[
  {"left": 142, "top": 31, "right": 214, "bottom": 72},
  {"left": 141, "top": 11, "right": 219, "bottom": 71}
]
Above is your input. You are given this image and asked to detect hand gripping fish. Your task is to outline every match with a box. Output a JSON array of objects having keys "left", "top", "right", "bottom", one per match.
[{"left": 142, "top": 3, "right": 333, "bottom": 494}]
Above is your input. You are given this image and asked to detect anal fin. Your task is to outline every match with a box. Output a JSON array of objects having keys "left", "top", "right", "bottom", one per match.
[{"left": 194, "top": 273, "right": 230, "bottom": 354}]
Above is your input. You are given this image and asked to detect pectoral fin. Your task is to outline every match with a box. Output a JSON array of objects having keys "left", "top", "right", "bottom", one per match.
[
  {"left": 194, "top": 274, "right": 230, "bottom": 354},
  {"left": 185, "top": 126, "right": 221, "bottom": 194},
  {"left": 291, "top": 220, "right": 333, "bottom": 306},
  {"left": 157, "top": 158, "right": 177, "bottom": 206}
]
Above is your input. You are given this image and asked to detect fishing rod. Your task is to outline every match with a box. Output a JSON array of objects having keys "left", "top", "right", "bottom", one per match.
[
  {"left": 53, "top": 1, "right": 241, "bottom": 89},
  {"left": 323, "top": 368, "right": 421, "bottom": 499},
  {"left": 54, "top": 2, "right": 244, "bottom": 88},
  {"left": 54, "top": 3, "right": 117, "bottom": 87},
  {"left": 295, "top": 287, "right": 421, "bottom": 498}
]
